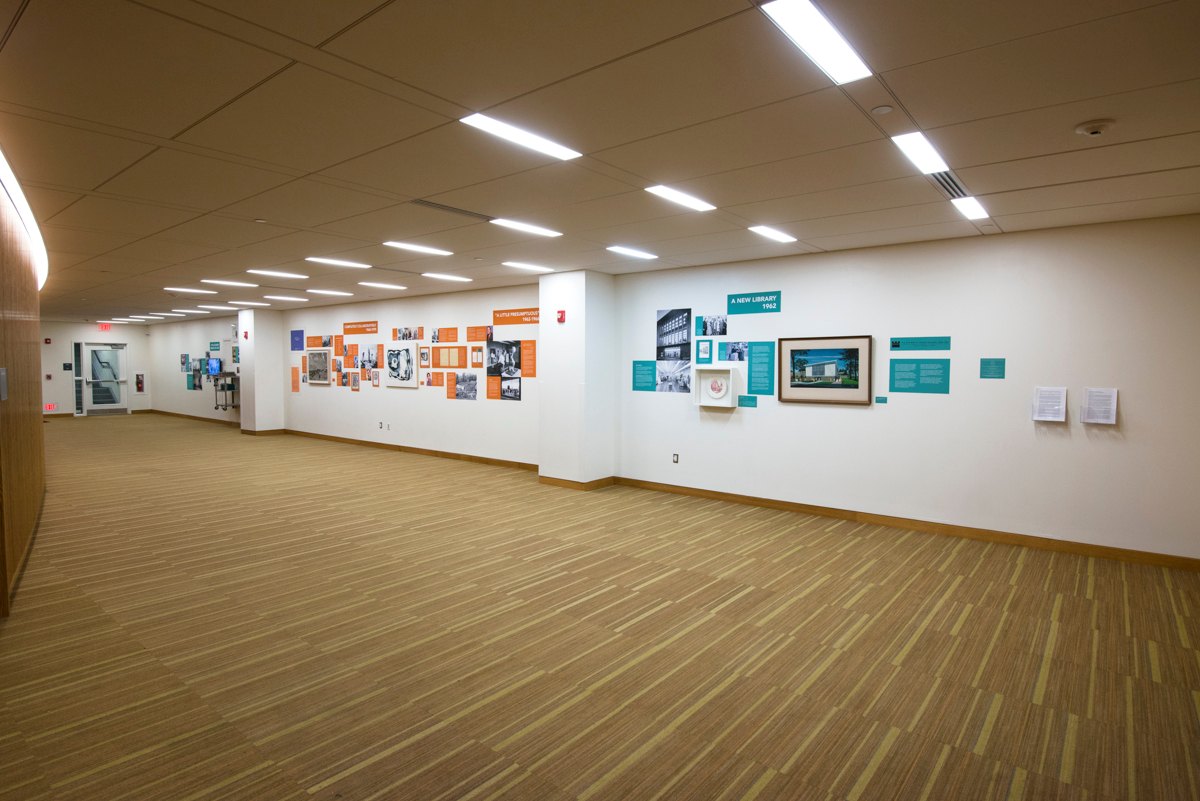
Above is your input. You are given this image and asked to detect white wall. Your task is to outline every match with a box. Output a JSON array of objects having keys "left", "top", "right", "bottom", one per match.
[
  {"left": 282, "top": 285, "right": 540, "bottom": 465},
  {"left": 38, "top": 321, "right": 153, "bottom": 413},
  {"left": 147, "top": 316, "right": 240, "bottom": 423},
  {"left": 616, "top": 215, "right": 1200, "bottom": 558}
]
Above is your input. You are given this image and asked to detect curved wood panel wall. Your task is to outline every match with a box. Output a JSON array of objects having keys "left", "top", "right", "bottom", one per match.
[{"left": 0, "top": 186, "right": 45, "bottom": 617}]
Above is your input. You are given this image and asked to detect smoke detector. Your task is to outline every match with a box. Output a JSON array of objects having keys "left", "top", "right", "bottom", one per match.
[{"left": 1074, "top": 119, "right": 1114, "bottom": 138}]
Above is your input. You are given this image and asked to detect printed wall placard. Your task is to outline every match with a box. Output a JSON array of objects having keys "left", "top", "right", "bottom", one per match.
[
  {"left": 494, "top": 307, "right": 539, "bottom": 325},
  {"left": 291, "top": 367, "right": 300, "bottom": 392},
  {"left": 889, "top": 358, "right": 951, "bottom": 394},
  {"left": 889, "top": 336, "right": 951, "bottom": 351},
  {"left": 209, "top": 341, "right": 220, "bottom": 351},
  {"left": 393, "top": 326, "right": 423, "bottom": 341},
  {"left": 727, "top": 291, "right": 781, "bottom": 315},
  {"left": 445, "top": 372, "right": 456, "bottom": 399},
  {"left": 290, "top": 330, "right": 304, "bottom": 351},
  {"left": 980, "top": 358, "right": 1006, "bottom": 379},
  {"left": 433, "top": 346, "right": 467, "bottom": 369},
  {"left": 632, "top": 361, "right": 656, "bottom": 391},
  {"left": 737, "top": 395, "right": 757, "bottom": 408},
  {"left": 520, "top": 341, "right": 537, "bottom": 377},
  {"left": 467, "top": 325, "right": 491, "bottom": 342},
  {"left": 344, "top": 321, "right": 378, "bottom": 335},
  {"left": 334, "top": 334, "right": 344, "bottom": 354},
  {"left": 747, "top": 341, "right": 776, "bottom": 395},
  {"left": 487, "top": 375, "right": 501, "bottom": 400},
  {"left": 435, "top": 327, "right": 459, "bottom": 343}
]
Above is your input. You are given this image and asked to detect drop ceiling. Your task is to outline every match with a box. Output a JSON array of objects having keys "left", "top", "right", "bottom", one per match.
[{"left": 1, "top": 0, "right": 1196, "bottom": 323}]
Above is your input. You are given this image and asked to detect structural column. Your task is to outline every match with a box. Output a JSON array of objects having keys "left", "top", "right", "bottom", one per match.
[{"left": 237, "top": 309, "right": 285, "bottom": 433}]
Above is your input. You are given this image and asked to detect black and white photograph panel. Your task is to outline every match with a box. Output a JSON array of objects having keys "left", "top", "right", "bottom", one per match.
[
  {"left": 656, "top": 308, "right": 691, "bottom": 362},
  {"left": 360, "top": 346, "right": 379, "bottom": 370},
  {"left": 700, "top": 314, "right": 727, "bottom": 336},
  {"left": 656, "top": 360, "right": 692, "bottom": 393},
  {"left": 385, "top": 343, "right": 418, "bottom": 388},
  {"left": 501, "top": 377, "right": 521, "bottom": 401},
  {"left": 487, "top": 340, "right": 522, "bottom": 377},
  {"left": 455, "top": 372, "right": 478, "bottom": 400}
]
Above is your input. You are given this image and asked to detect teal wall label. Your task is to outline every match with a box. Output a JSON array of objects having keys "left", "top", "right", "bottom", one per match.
[
  {"left": 889, "top": 336, "right": 951, "bottom": 351},
  {"left": 632, "top": 360, "right": 657, "bottom": 391},
  {"left": 696, "top": 339, "right": 713, "bottom": 365},
  {"left": 875, "top": 396, "right": 888, "bottom": 404},
  {"left": 728, "top": 291, "right": 781, "bottom": 315},
  {"left": 747, "top": 341, "right": 775, "bottom": 395},
  {"left": 980, "top": 358, "right": 1006, "bottom": 379},
  {"left": 889, "top": 358, "right": 950, "bottom": 394},
  {"left": 209, "top": 340, "right": 220, "bottom": 351},
  {"left": 737, "top": 395, "right": 757, "bottom": 408}
]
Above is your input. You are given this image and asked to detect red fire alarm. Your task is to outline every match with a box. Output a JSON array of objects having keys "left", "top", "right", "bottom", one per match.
[
  {"left": 243, "top": 330, "right": 249, "bottom": 339},
  {"left": 44, "top": 337, "right": 52, "bottom": 344},
  {"left": 45, "top": 373, "right": 52, "bottom": 380},
  {"left": 557, "top": 310, "right": 566, "bottom": 324}
]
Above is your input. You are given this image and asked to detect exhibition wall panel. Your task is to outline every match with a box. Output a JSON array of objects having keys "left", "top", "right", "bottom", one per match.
[
  {"left": 147, "top": 317, "right": 241, "bottom": 423},
  {"left": 615, "top": 215, "right": 1200, "bottom": 558},
  {"left": 39, "top": 321, "right": 153, "bottom": 414}
]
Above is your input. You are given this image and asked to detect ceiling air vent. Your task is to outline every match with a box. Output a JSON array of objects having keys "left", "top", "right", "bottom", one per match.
[
  {"left": 410, "top": 199, "right": 494, "bottom": 222},
  {"left": 929, "top": 170, "right": 968, "bottom": 199}
]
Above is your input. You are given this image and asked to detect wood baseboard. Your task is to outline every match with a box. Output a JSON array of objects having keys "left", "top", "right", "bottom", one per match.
[
  {"left": 538, "top": 476, "right": 616, "bottom": 491},
  {"left": 613, "top": 477, "right": 1200, "bottom": 571},
  {"left": 147, "top": 409, "right": 239, "bottom": 427},
  {"left": 42, "top": 412, "right": 74, "bottom": 419},
  {"left": 240, "top": 429, "right": 286, "bottom": 436},
  {"left": 282, "top": 429, "right": 537, "bottom": 472}
]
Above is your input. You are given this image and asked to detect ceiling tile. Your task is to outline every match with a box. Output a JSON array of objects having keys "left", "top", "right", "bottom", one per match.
[
  {"left": 24, "top": 187, "right": 81, "bottom": 221},
  {"left": 316, "top": 202, "right": 475, "bottom": 241},
  {"left": 727, "top": 176, "right": 944, "bottom": 226},
  {"left": 47, "top": 196, "right": 198, "bottom": 237},
  {"left": 71, "top": 254, "right": 170, "bottom": 275},
  {"left": 154, "top": 215, "right": 293, "bottom": 249},
  {"left": 806, "top": 221, "right": 980, "bottom": 251},
  {"left": 221, "top": 178, "right": 400, "bottom": 228},
  {"left": 97, "top": 149, "right": 293, "bottom": 211},
  {"left": 0, "top": 0, "right": 288, "bottom": 136},
  {"left": 670, "top": 241, "right": 819, "bottom": 267},
  {"left": 194, "top": 0, "right": 385, "bottom": 46},
  {"left": 533, "top": 191, "right": 683, "bottom": 232},
  {"left": 789, "top": 202, "right": 963, "bottom": 240},
  {"left": 487, "top": 12, "right": 830, "bottom": 154},
  {"left": 994, "top": 194, "right": 1200, "bottom": 231},
  {"left": 323, "top": 0, "right": 748, "bottom": 109},
  {"left": 0, "top": 114, "right": 155, "bottom": 191},
  {"left": 178, "top": 64, "right": 449, "bottom": 171},
  {"left": 883, "top": 3, "right": 1200, "bottom": 129},
  {"left": 579, "top": 211, "right": 745, "bottom": 247},
  {"left": 234, "top": 230, "right": 375, "bottom": 261},
  {"left": 593, "top": 89, "right": 884, "bottom": 183},
  {"left": 982, "top": 167, "right": 1200, "bottom": 216},
  {"left": 107, "top": 238, "right": 224, "bottom": 266},
  {"left": 427, "top": 162, "right": 634, "bottom": 219}
]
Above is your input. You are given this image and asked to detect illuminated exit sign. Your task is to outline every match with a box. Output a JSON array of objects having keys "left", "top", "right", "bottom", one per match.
[
  {"left": 44, "top": 402, "right": 57, "bottom": 412},
  {"left": 98, "top": 323, "right": 112, "bottom": 332}
]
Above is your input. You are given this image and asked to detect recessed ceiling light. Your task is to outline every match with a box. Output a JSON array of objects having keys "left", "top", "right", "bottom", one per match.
[
  {"left": 154, "top": 312, "right": 187, "bottom": 317},
  {"left": 422, "top": 272, "right": 473, "bottom": 283},
  {"left": 891, "top": 132, "right": 949, "bottom": 174},
  {"left": 247, "top": 269, "right": 308, "bottom": 279},
  {"left": 306, "top": 289, "right": 354, "bottom": 296},
  {"left": 164, "top": 286, "right": 217, "bottom": 294},
  {"left": 263, "top": 295, "right": 309, "bottom": 302},
  {"left": 304, "top": 257, "right": 372, "bottom": 269},
  {"left": 760, "top": 0, "right": 872, "bottom": 85},
  {"left": 172, "top": 309, "right": 210, "bottom": 314},
  {"left": 951, "top": 197, "right": 989, "bottom": 220},
  {"left": 201, "top": 279, "right": 258, "bottom": 287},
  {"left": 502, "top": 261, "right": 555, "bottom": 273},
  {"left": 607, "top": 245, "right": 658, "bottom": 260},
  {"left": 197, "top": 305, "right": 238, "bottom": 311},
  {"left": 490, "top": 218, "right": 562, "bottom": 237},
  {"left": 645, "top": 185, "right": 716, "bottom": 212},
  {"left": 748, "top": 225, "right": 798, "bottom": 243},
  {"left": 383, "top": 241, "right": 454, "bottom": 256},
  {"left": 229, "top": 301, "right": 271, "bottom": 307},
  {"left": 128, "top": 315, "right": 164, "bottom": 320},
  {"left": 97, "top": 320, "right": 129, "bottom": 325},
  {"left": 459, "top": 113, "right": 582, "bottom": 160},
  {"left": 111, "top": 318, "right": 142, "bottom": 323},
  {"left": 358, "top": 281, "right": 408, "bottom": 290}
]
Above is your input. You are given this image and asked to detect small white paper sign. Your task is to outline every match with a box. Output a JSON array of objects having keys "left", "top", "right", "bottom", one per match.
[
  {"left": 1032, "top": 386, "right": 1067, "bottom": 422},
  {"left": 1081, "top": 387, "right": 1118, "bottom": 424}
]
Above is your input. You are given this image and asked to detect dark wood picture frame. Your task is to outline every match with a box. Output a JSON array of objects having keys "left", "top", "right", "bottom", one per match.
[{"left": 777, "top": 335, "right": 873, "bottom": 405}]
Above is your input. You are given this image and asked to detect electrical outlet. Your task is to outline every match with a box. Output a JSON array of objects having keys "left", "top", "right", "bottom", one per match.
[
  {"left": 378, "top": 421, "right": 383, "bottom": 429},
  {"left": 672, "top": 453, "right": 679, "bottom": 463}
]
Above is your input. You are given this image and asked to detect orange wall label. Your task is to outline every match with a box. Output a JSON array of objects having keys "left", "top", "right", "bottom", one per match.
[
  {"left": 467, "top": 325, "right": 490, "bottom": 342},
  {"left": 471, "top": 346, "right": 484, "bottom": 368},
  {"left": 521, "top": 341, "right": 537, "bottom": 378},
  {"left": 430, "top": 371, "right": 444, "bottom": 387},
  {"left": 436, "top": 327, "right": 459, "bottom": 343},
  {"left": 432, "top": 346, "right": 467, "bottom": 369},
  {"left": 446, "top": 372, "right": 456, "bottom": 400},
  {"left": 291, "top": 367, "right": 300, "bottom": 392},
  {"left": 487, "top": 375, "right": 501, "bottom": 400},
  {"left": 301, "top": 355, "right": 308, "bottom": 374},
  {"left": 494, "top": 307, "right": 539, "bottom": 325},
  {"left": 306, "top": 335, "right": 323, "bottom": 348},
  {"left": 344, "top": 321, "right": 378, "bottom": 335},
  {"left": 334, "top": 334, "right": 344, "bottom": 354}
]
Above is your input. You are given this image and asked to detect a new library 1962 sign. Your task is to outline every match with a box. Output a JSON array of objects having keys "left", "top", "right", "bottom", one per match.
[{"left": 727, "top": 291, "right": 781, "bottom": 315}]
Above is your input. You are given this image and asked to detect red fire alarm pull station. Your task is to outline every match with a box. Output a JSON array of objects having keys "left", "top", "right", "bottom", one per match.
[
  {"left": 243, "top": 330, "right": 249, "bottom": 339},
  {"left": 44, "top": 337, "right": 52, "bottom": 344},
  {"left": 557, "top": 310, "right": 566, "bottom": 323}
]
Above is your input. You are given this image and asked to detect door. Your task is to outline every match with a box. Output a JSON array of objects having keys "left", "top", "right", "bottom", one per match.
[{"left": 80, "top": 343, "right": 127, "bottom": 415}]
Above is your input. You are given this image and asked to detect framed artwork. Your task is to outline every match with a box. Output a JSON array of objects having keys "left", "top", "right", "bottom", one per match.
[
  {"left": 778, "top": 335, "right": 872, "bottom": 405},
  {"left": 419, "top": 346, "right": 431, "bottom": 369},
  {"left": 306, "top": 349, "right": 331, "bottom": 385},
  {"left": 385, "top": 342, "right": 419, "bottom": 388}
]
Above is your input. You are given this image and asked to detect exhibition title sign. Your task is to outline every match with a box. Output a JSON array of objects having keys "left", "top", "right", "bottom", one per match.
[
  {"left": 343, "top": 321, "right": 378, "bottom": 335},
  {"left": 494, "top": 307, "right": 539, "bottom": 325},
  {"left": 727, "top": 291, "right": 781, "bottom": 315}
]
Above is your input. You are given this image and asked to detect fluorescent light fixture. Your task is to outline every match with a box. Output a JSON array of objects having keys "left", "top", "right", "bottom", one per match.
[
  {"left": 890, "top": 132, "right": 949, "bottom": 174},
  {"left": 490, "top": 218, "right": 562, "bottom": 237},
  {"left": 383, "top": 241, "right": 454, "bottom": 256},
  {"left": 172, "top": 309, "right": 210, "bottom": 314},
  {"left": 201, "top": 279, "right": 258, "bottom": 288},
  {"left": 154, "top": 312, "right": 187, "bottom": 317},
  {"left": 459, "top": 113, "right": 581, "bottom": 160},
  {"left": 749, "top": 225, "right": 798, "bottom": 243},
  {"left": 129, "top": 315, "right": 164, "bottom": 320},
  {"left": 111, "top": 318, "right": 143, "bottom": 323},
  {"left": 952, "top": 196, "right": 989, "bottom": 220},
  {"left": 306, "top": 289, "right": 354, "bottom": 296},
  {"left": 760, "top": 0, "right": 872, "bottom": 85},
  {"left": 197, "top": 305, "right": 238, "bottom": 311},
  {"left": 502, "top": 261, "right": 555, "bottom": 273},
  {"left": 607, "top": 245, "right": 657, "bottom": 260},
  {"left": 229, "top": 301, "right": 270, "bottom": 307},
  {"left": 421, "top": 272, "right": 473, "bottom": 283},
  {"left": 247, "top": 269, "right": 307, "bottom": 279},
  {"left": 358, "top": 281, "right": 408, "bottom": 290},
  {"left": 97, "top": 320, "right": 128, "bottom": 325},
  {"left": 304, "top": 256, "right": 371, "bottom": 269},
  {"left": 164, "top": 286, "right": 217, "bottom": 294},
  {"left": 0, "top": 142, "right": 48, "bottom": 290},
  {"left": 645, "top": 185, "right": 716, "bottom": 212},
  {"left": 263, "top": 295, "right": 309, "bottom": 302}
]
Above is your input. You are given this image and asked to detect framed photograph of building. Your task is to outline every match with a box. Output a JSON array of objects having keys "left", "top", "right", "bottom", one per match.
[
  {"left": 306, "top": 349, "right": 331, "bottom": 385},
  {"left": 778, "top": 335, "right": 872, "bottom": 404}
]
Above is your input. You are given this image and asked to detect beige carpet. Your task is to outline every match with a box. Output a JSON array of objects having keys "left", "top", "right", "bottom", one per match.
[{"left": 1, "top": 414, "right": 1197, "bottom": 800}]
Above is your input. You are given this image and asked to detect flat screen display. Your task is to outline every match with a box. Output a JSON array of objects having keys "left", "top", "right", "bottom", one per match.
[{"left": 206, "top": 358, "right": 221, "bottom": 376}]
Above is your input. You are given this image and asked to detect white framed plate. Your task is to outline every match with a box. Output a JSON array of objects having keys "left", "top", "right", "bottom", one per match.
[{"left": 705, "top": 376, "right": 728, "bottom": 400}]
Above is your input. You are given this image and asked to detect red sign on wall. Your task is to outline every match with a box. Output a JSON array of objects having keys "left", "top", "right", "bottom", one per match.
[{"left": 97, "top": 323, "right": 111, "bottom": 332}]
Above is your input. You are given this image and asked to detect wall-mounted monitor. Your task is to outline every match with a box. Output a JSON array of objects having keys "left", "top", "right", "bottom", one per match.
[{"left": 206, "top": 357, "right": 222, "bottom": 376}]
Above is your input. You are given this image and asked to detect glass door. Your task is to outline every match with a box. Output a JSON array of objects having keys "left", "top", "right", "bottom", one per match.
[{"left": 82, "top": 343, "right": 127, "bottom": 414}]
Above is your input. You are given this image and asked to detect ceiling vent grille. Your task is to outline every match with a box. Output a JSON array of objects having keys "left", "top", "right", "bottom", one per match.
[
  {"left": 929, "top": 170, "right": 969, "bottom": 199},
  {"left": 410, "top": 198, "right": 494, "bottom": 222}
]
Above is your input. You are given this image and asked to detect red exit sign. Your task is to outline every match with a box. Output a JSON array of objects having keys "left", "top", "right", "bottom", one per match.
[
  {"left": 44, "top": 402, "right": 57, "bottom": 412},
  {"left": 98, "top": 323, "right": 112, "bottom": 332}
]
